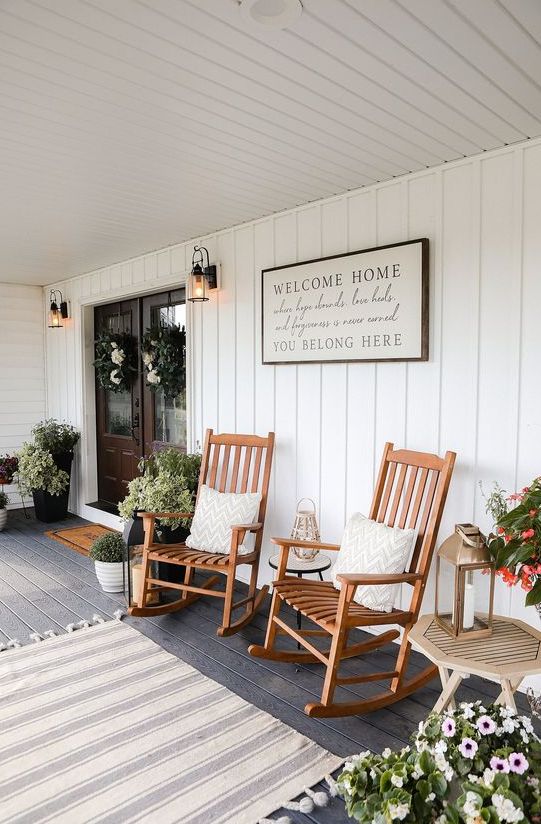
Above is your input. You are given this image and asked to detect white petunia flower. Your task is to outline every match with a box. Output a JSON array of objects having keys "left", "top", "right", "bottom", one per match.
[
  {"left": 382, "top": 748, "right": 392, "bottom": 758},
  {"left": 491, "top": 793, "right": 524, "bottom": 823},
  {"left": 388, "top": 801, "right": 409, "bottom": 821}
]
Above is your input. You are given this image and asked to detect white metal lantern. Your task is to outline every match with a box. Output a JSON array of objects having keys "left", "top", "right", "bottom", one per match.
[
  {"left": 435, "top": 523, "right": 495, "bottom": 640},
  {"left": 291, "top": 498, "right": 321, "bottom": 561}
]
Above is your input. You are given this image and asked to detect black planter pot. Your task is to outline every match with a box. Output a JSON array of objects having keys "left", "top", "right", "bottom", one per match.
[
  {"left": 157, "top": 523, "right": 189, "bottom": 583},
  {"left": 33, "top": 451, "right": 73, "bottom": 523},
  {"left": 32, "top": 489, "right": 70, "bottom": 523}
]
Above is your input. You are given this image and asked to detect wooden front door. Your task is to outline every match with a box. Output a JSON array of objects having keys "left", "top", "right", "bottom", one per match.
[
  {"left": 94, "top": 290, "right": 187, "bottom": 508},
  {"left": 95, "top": 300, "right": 142, "bottom": 507}
]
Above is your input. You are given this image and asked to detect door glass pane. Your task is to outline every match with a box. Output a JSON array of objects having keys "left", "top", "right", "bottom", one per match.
[
  {"left": 105, "top": 390, "right": 132, "bottom": 435},
  {"left": 151, "top": 302, "right": 186, "bottom": 449}
]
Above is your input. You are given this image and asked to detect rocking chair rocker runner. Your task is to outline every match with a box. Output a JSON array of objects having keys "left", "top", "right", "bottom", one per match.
[
  {"left": 249, "top": 443, "right": 456, "bottom": 716},
  {"left": 128, "top": 429, "right": 275, "bottom": 636}
]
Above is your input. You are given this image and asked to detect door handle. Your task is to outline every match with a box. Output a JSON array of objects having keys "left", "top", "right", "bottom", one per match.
[{"left": 131, "top": 412, "right": 140, "bottom": 446}]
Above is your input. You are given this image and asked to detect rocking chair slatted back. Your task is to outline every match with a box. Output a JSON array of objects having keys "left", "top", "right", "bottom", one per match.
[
  {"left": 369, "top": 443, "right": 455, "bottom": 588},
  {"left": 197, "top": 429, "right": 275, "bottom": 529}
]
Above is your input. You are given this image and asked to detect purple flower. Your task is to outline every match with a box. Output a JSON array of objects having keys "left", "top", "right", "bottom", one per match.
[
  {"left": 490, "top": 756, "right": 510, "bottom": 773},
  {"left": 508, "top": 752, "right": 529, "bottom": 775},
  {"left": 476, "top": 715, "right": 496, "bottom": 735},
  {"left": 441, "top": 717, "right": 456, "bottom": 737},
  {"left": 458, "top": 738, "right": 478, "bottom": 759}
]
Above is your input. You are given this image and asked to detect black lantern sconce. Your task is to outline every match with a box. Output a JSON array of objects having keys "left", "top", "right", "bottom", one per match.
[
  {"left": 187, "top": 245, "right": 217, "bottom": 303},
  {"left": 48, "top": 290, "right": 69, "bottom": 328}
]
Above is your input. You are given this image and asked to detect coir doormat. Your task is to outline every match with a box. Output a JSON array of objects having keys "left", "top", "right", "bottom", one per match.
[{"left": 45, "top": 524, "right": 118, "bottom": 557}]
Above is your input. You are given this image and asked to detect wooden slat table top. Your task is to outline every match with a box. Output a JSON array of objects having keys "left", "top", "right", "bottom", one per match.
[{"left": 410, "top": 613, "right": 541, "bottom": 679}]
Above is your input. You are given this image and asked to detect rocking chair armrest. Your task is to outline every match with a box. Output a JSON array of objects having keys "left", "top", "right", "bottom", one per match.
[
  {"left": 231, "top": 522, "right": 263, "bottom": 533},
  {"left": 137, "top": 511, "right": 194, "bottom": 520},
  {"left": 271, "top": 537, "right": 341, "bottom": 552},
  {"left": 336, "top": 572, "right": 423, "bottom": 586}
]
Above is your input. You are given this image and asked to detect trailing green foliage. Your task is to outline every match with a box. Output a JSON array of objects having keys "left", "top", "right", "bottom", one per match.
[
  {"left": 338, "top": 701, "right": 541, "bottom": 823},
  {"left": 31, "top": 419, "right": 80, "bottom": 454},
  {"left": 118, "top": 448, "right": 201, "bottom": 531},
  {"left": 89, "top": 531, "right": 126, "bottom": 563},
  {"left": 141, "top": 324, "right": 186, "bottom": 400},
  {"left": 94, "top": 331, "right": 138, "bottom": 393},
  {"left": 17, "top": 443, "right": 69, "bottom": 496}
]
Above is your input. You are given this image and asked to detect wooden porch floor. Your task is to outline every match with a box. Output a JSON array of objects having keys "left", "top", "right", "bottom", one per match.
[{"left": 0, "top": 510, "right": 533, "bottom": 824}]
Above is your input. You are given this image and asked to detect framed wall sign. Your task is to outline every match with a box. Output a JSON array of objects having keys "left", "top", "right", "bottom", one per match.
[{"left": 262, "top": 238, "right": 429, "bottom": 365}]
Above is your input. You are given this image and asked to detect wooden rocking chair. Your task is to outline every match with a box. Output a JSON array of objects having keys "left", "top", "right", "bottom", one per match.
[
  {"left": 128, "top": 429, "right": 275, "bottom": 636},
  {"left": 249, "top": 443, "right": 455, "bottom": 716}
]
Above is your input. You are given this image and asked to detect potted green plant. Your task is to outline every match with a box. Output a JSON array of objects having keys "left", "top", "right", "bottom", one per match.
[
  {"left": 482, "top": 478, "right": 541, "bottom": 612},
  {"left": 119, "top": 448, "right": 201, "bottom": 543},
  {"left": 18, "top": 420, "right": 80, "bottom": 523},
  {"left": 89, "top": 532, "right": 126, "bottom": 593},
  {"left": 337, "top": 700, "right": 541, "bottom": 823},
  {"left": 0, "top": 491, "right": 8, "bottom": 531},
  {"left": 0, "top": 454, "right": 18, "bottom": 486}
]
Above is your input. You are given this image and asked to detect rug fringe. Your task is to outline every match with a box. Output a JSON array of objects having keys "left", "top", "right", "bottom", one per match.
[
  {"left": 258, "top": 773, "right": 340, "bottom": 822},
  {"left": 0, "top": 614, "right": 112, "bottom": 652}
]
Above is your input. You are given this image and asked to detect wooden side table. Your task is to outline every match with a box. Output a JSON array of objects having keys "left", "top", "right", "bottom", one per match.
[{"left": 409, "top": 613, "right": 541, "bottom": 713}]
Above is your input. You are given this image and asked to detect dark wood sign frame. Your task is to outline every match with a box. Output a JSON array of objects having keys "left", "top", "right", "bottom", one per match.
[{"left": 261, "top": 238, "right": 429, "bottom": 365}]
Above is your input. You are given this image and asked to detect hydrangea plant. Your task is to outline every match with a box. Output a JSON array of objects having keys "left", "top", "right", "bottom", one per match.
[
  {"left": 119, "top": 448, "right": 201, "bottom": 531},
  {"left": 337, "top": 701, "right": 541, "bottom": 823},
  {"left": 17, "top": 444, "right": 70, "bottom": 496}
]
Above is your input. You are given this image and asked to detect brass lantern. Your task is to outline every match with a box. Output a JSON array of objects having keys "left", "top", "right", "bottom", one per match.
[{"left": 435, "top": 523, "right": 495, "bottom": 640}]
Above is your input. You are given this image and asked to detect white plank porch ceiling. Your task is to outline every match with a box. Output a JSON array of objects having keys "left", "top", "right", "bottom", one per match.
[{"left": 1, "top": 0, "right": 541, "bottom": 286}]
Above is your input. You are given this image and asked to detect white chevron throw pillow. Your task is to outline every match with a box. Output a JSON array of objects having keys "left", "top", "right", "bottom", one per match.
[
  {"left": 331, "top": 513, "right": 415, "bottom": 612},
  {"left": 185, "top": 485, "right": 262, "bottom": 555}
]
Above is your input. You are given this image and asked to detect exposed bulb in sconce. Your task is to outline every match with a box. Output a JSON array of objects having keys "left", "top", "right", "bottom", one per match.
[
  {"left": 187, "top": 246, "right": 218, "bottom": 303},
  {"left": 48, "top": 290, "right": 69, "bottom": 328}
]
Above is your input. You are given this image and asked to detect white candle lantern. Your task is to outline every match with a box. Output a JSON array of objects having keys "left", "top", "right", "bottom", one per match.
[
  {"left": 435, "top": 523, "right": 495, "bottom": 640},
  {"left": 291, "top": 499, "right": 321, "bottom": 561}
]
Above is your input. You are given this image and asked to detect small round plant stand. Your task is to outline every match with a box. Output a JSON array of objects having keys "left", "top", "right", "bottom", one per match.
[
  {"left": 268, "top": 553, "right": 332, "bottom": 642},
  {"left": 409, "top": 613, "right": 541, "bottom": 714}
]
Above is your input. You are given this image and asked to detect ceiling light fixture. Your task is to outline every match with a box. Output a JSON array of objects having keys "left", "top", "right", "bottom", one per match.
[{"left": 239, "top": 0, "right": 303, "bottom": 30}]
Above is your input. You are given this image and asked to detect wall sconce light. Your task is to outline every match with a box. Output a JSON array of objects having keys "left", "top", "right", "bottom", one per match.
[
  {"left": 187, "top": 246, "right": 217, "bottom": 303},
  {"left": 48, "top": 290, "right": 69, "bottom": 328}
]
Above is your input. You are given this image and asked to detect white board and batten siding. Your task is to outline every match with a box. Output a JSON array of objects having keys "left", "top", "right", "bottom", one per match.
[
  {"left": 0, "top": 284, "right": 46, "bottom": 507},
  {"left": 44, "top": 138, "right": 541, "bottom": 689}
]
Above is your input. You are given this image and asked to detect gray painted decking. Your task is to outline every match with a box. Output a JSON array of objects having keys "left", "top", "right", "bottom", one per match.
[{"left": 0, "top": 510, "right": 533, "bottom": 824}]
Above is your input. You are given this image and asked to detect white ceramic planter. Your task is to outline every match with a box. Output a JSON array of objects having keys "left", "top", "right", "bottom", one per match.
[
  {"left": 0, "top": 508, "right": 6, "bottom": 532},
  {"left": 94, "top": 560, "right": 124, "bottom": 593}
]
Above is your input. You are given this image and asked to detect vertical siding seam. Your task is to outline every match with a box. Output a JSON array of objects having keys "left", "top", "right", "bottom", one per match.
[
  {"left": 252, "top": 226, "right": 256, "bottom": 433},
  {"left": 471, "top": 160, "right": 483, "bottom": 522},
  {"left": 512, "top": 148, "right": 525, "bottom": 492},
  {"left": 435, "top": 169, "right": 444, "bottom": 455}
]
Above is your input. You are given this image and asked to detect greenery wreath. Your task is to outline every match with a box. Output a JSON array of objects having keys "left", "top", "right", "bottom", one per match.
[
  {"left": 141, "top": 324, "right": 186, "bottom": 400},
  {"left": 94, "top": 331, "right": 138, "bottom": 393}
]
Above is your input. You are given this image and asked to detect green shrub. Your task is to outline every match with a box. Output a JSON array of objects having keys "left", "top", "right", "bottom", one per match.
[
  {"left": 17, "top": 444, "right": 70, "bottom": 496},
  {"left": 0, "top": 491, "right": 8, "bottom": 509},
  {"left": 89, "top": 532, "right": 126, "bottom": 563},
  {"left": 31, "top": 419, "right": 80, "bottom": 454}
]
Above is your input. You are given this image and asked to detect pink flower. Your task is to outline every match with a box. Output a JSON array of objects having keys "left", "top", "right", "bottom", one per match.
[
  {"left": 476, "top": 715, "right": 496, "bottom": 735},
  {"left": 490, "top": 756, "right": 510, "bottom": 773},
  {"left": 441, "top": 717, "right": 456, "bottom": 737},
  {"left": 508, "top": 752, "right": 529, "bottom": 775},
  {"left": 458, "top": 738, "right": 478, "bottom": 759},
  {"left": 522, "top": 528, "right": 535, "bottom": 540}
]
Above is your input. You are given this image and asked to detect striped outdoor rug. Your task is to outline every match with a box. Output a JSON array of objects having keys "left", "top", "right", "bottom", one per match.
[{"left": 0, "top": 620, "right": 341, "bottom": 824}]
